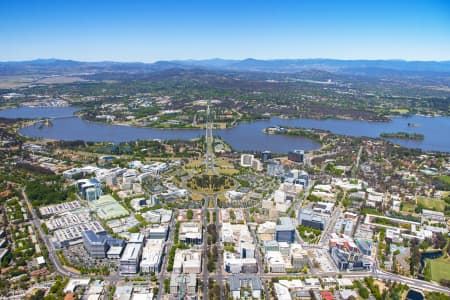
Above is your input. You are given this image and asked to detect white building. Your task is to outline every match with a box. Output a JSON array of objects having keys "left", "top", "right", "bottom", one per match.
[
  {"left": 120, "top": 243, "right": 143, "bottom": 275},
  {"left": 240, "top": 154, "right": 254, "bottom": 167},
  {"left": 140, "top": 239, "right": 164, "bottom": 273},
  {"left": 179, "top": 222, "right": 203, "bottom": 244},
  {"left": 173, "top": 249, "right": 202, "bottom": 274},
  {"left": 266, "top": 251, "right": 285, "bottom": 273}
]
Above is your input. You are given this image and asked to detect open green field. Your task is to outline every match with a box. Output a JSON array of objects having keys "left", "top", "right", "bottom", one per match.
[
  {"left": 390, "top": 108, "right": 409, "bottom": 114},
  {"left": 418, "top": 197, "right": 446, "bottom": 212},
  {"left": 401, "top": 202, "right": 416, "bottom": 213},
  {"left": 436, "top": 175, "right": 450, "bottom": 185},
  {"left": 429, "top": 257, "right": 450, "bottom": 282},
  {"left": 185, "top": 159, "right": 203, "bottom": 168},
  {"left": 217, "top": 168, "right": 239, "bottom": 175}
]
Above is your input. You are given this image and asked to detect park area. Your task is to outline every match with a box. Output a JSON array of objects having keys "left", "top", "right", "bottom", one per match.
[
  {"left": 429, "top": 257, "right": 450, "bottom": 283},
  {"left": 417, "top": 197, "right": 446, "bottom": 212}
]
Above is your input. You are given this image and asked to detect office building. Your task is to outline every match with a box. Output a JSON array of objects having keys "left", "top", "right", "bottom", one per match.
[
  {"left": 267, "top": 160, "right": 284, "bottom": 177},
  {"left": 148, "top": 225, "right": 169, "bottom": 240},
  {"left": 77, "top": 178, "right": 102, "bottom": 201},
  {"left": 107, "top": 246, "right": 124, "bottom": 259},
  {"left": 260, "top": 150, "right": 272, "bottom": 163},
  {"left": 140, "top": 239, "right": 164, "bottom": 273},
  {"left": 240, "top": 242, "right": 255, "bottom": 259},
  {"left": 85, "top": 187, "right": 100, "bottom": 202},
  {"left": 53, "top": 221, "right": 106, "bottom": 248},
  {"left": 276, "top": 217, "right": 295, "bottom": 243},
  {"left": 120, "top": 243, "right": 143, "bottom": 275},
  {"left": 355, "top": 239, "right": 372, "bottom": 256},
  {"left": 173, "top": 249, "right": 202, "bottom": 274},
  {"left": 329, "top": 233, "right": 371, "bottom": 271},
  {"left": 170, "top": 273, "right": 197, "bottom": 296},
  {"left": 81, "top": 230, "right": 108, "bottom": 258},
  {"left": 422, "top": 209, "right": 446, "bottom": 223},
  {"left": 179, "top": 222, "right": 202, "bottom": 245},
  {"left": 266, "top": 251, "right": 285, "bottom": 273},
  {"left": 229, "top": 275, "right": 262, "bottom": 299},
  {"left": 224, "top": 252, "right": 258, "bottom": 274},
  {"left": 251, "top": 158, "right": 263, "bottom": 171},
  {"left": 81, "top": 230, "right": 124, "bottom": 258},
  {"left": 288, "top": 149, "right": 304, "bottom": 163},
  {"left": 263, "top": 240, "right": 279, "bottom": 253},
  {"left": 258, "top": 222, "right": 277, "bottom": 241},
  {"left": 290, "top": 244, "right": 309, "bottom": 270},
  {"left": 298, "top": 208, "right": 327, "bottom": 230},
  {"left": 128, "top": 232, "right": 145, "bottom": 244},
  {"left": 240, "top": 154, "right": 254, "bottom": 167}
]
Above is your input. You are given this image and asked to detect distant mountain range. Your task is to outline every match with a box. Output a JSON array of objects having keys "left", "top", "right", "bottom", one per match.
[{"left": 1, "top": 58, "right": 450, "bottom": 76}]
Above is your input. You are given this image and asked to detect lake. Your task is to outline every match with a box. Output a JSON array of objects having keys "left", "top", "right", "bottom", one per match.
[{"left": 1, "top": 107, "right": 449, "bottom": 153}]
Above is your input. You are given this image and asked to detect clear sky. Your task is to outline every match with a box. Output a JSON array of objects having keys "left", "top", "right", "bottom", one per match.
[{"left": 0, "top": 0, "right": 449, "bottom": 62}]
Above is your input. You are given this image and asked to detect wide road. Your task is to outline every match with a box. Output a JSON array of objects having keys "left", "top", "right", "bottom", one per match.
[
  {"left": 203, "top": 270, "right": 450, "bottom": 294},
  {"left": 202, "top": 196, "right": 209, "bottom": 298},
  {"left": 248, "top": 222, "right": 269, "bottom": 298},
  {"left": 213, "top": 194, "right": 225, "bottom": 297},
  {"left": 156, "top": 213, "right": 177, "bottom": 299},
  {"left": 22, "top": 189, "right": 77, "bottom": 277}
]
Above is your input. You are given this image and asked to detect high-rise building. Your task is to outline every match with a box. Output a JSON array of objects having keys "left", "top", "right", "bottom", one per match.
[
  {"left": 288, "top": 150, "right": 304, "bottom": 163},
  {"left": 77, "top": 178, "right": 102, "bottom": 201},
  {"left": 267, "top": 161, "right": 284, "bottom": 177},
  {"left": 298, "top": 208, "right": 327, "bottom": 230},
  {"left": 120, "top": 242, "right": 143, "bottom": 275},
  {"left": 275, "top": 218, "right": 295, "bottom": 243},
  {"left": 290, "top": 244, "right": 309, "bottom": 270},
  {"left": 81, "top": 230, "right": 124, "bottom": 258},
  {"left": 260, "top": 151, "right": 272, "bottom": 163},
  {"left": 81, "top": 230, "right": 108, "bottom": 258}
]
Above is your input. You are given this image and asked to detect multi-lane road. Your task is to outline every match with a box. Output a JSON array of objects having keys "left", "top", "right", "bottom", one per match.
[{"left": 22, "top": 189, "right": 77, "bottom": 278}]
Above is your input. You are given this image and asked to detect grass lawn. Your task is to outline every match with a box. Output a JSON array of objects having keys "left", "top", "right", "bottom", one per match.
[
  {"left": 429, "top": 257, "right": 450, "bottom": 282},
  {"left": 418, "top": 197, "right": 446, "bottom": 211},
  {"left": 401, "top": 202, "right": 416, "bottom": 213},
  {"left": 215, "top": 158, "right": 233, "bottom": 168},
  {"left": 390, "top": 108, "right": 409, "bottom": 114},
  {"left": 217, "top": 168, "right": 239, "bottom": 175},
  {"left": 191, "top": 193, "right": 204, "bottom": 201},
  {"left": 185, "top": 159, "right": 203, "bottom": 168},
  {"left": 436, "top": 175, "right": 450, "bottom": 185}
]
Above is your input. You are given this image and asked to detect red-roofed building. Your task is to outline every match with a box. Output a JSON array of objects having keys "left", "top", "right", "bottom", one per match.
[{"left": 320, "top": 291, "right": 335, "bottom": 300}]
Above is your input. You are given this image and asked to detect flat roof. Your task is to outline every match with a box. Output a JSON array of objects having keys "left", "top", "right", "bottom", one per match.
[{"left": 121, "top": 243, "right": 142, "bottom": 261}]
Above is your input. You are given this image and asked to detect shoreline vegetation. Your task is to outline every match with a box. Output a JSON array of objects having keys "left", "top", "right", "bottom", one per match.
[
  {"left": 264, "top": 126, "right": 323, "bottom": 143},
  {"left": 380, "top": 132, "right": 425, "bottom": 140}
]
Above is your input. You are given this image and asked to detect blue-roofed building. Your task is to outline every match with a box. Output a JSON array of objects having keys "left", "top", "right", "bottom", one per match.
[
  {"left": 355, "top": 239, "right": 372, "bottom": 256},
  {"left": 81, "top": 230, "right": 124, "bottom": 258},
  {"left": 298, "top": 208, "right": 326, "bottom": 230},
  {"left": 288, "top": 149, "right": 304, "bottom": 163},
  {"left": 260, "top": 151, "right": 272, "bottom": 163},
  {"left": 82, "top": 230, "right": 108, "bottom": 258},
  {"left": 263, "top": 240, "right": 279, "bottom": 253},
  {"left": 77, "top": 178, "right": 102, "bottom": 201},
  {"left": 267, "top": 161, "right": 284, "bottom": 177},
  {"left": 275, "top": 217, "right": 295, "bottom": 243}
]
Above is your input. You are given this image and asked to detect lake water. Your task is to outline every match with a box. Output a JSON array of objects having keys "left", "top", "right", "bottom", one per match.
[
  {"left": 0, "top": 106, "right": 79, "bottom": 119},
  {"left": 406, "top": 290, "right": 424, "bottom": 300},
  {"left": 1, "top": 107, "right": 449, "bottom": 153}
]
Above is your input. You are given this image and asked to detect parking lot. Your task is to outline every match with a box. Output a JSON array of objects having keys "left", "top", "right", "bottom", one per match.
[{"left": 63, "top": 244, "right": 119, "bottom": 272}]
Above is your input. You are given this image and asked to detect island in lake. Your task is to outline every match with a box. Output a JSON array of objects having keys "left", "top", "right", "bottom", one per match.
[{"left": 380, "top": 132, "right": 424, "bottom": 140}]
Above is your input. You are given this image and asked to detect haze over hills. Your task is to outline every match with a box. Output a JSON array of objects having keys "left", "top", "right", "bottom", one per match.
[{"left": 1, "top": 58, "right": 450, "bottom": 77}]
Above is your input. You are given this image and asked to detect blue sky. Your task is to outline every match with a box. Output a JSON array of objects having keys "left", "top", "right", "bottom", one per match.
[{"left": 0, "top": 0, "right": 449, "bottom": 62}]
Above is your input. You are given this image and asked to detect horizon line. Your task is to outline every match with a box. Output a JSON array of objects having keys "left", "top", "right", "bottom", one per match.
[{"left": 1, "top": 57, "right": 450, "bottom": 64}]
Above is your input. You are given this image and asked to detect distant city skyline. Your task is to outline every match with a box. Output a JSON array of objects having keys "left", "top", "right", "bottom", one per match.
[{"left": 1, "top": 0, "right": 449, "bottom": 62}]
